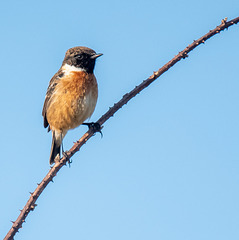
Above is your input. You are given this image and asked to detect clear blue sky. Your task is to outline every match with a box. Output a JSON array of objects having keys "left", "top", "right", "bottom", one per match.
[{"left": 0, "top": 0, "right": 238, "bottom": 239}]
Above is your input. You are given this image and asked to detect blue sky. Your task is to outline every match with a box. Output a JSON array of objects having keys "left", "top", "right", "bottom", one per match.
[{"left": 0, "top": 0, "right": 239, "bottom": 239}]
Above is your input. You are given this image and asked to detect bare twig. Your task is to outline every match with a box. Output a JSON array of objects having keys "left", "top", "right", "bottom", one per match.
[{"left": 4, "top": 16, "right": 239, "bottom": 240}]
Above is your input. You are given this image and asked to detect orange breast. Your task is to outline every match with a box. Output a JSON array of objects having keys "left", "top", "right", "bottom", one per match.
[{"left": 47, "top": 71, "right": 98, "bottom": 131}]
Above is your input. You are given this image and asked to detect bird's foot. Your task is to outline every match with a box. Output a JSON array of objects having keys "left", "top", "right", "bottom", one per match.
[
  {"left": 62, "top": 150, "right": 72, "bottom": 167},
  {"left": 82, "top": 122, "right": 103, "bottom": 137}
]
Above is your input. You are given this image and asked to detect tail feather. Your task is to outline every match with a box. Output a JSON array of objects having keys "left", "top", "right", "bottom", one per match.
[{"left": 49, "top": 131, "right": 61, "bottom": 165}]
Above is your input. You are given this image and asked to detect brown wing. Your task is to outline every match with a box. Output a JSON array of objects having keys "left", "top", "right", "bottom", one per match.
[{"left": 42, "top": 69, "right": 64, "bottom": 129}]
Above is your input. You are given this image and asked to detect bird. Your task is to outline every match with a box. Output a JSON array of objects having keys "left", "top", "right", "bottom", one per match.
[{"left": 42, "top": 46, "right": 103, "bottom": 164}]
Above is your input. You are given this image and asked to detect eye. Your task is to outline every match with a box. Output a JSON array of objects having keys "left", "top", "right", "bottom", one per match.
[{"left": 75, "top": 54, "right": 82, "bottom": 59}]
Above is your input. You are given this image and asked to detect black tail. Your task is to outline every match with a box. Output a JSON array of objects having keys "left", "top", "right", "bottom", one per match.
[{"left": 49, "top": 131, "right": 61, "bottom": 165}]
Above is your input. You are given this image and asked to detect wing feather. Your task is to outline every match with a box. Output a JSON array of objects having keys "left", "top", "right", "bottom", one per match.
[{"left": 42, "top": 70, "right": 64, "bottom": 129}]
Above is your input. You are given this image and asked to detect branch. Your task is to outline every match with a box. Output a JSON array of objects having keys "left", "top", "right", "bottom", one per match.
[{"left": 4, "top": 16, "right": 239, "bottom": 240}]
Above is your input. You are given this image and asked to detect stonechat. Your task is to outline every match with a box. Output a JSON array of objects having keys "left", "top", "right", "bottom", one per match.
[{"left": 42, "top": 46, "right": 103, "bottom": 164}]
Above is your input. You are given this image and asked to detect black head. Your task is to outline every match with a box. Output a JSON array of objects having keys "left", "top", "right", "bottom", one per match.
[{"left": 62, "top": 46, "right": 103, "bottom": 73}]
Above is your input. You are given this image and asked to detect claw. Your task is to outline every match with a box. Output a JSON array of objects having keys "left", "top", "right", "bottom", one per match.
[
  {"left": 62, "top": 151, "right": 72, "bottom": 167},
  {"left": 82, "top": 122, "right": 103, "bottom": 137}
]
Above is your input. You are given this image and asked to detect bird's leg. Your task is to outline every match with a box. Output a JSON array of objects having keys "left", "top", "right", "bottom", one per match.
[
  {"left": 60, "top": 132, "right": 72, "bottom": 166},
  {"left": 61, "top": 132, "right": 64, "bottom": 155},
  {"left": 82, "top": 122, "right": 103, "bottom": 137}
]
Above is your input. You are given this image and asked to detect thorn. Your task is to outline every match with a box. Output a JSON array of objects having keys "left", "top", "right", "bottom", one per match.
[
  {"left": 37, "top": 183, "right": 40, "bottom": 186},
  {"left": 153, "top": 71, "right": 157, "bottom": 78},
  {"left": 221, "top": 17, "right": 228, "bottom": 25},
  {"left": 30, "top": 204, "right": 37, "bottom": 211},
  {"left": 30, "top": 192, "right": 36, "bottom": 199},
  {"left": 19, "top": 209, "right": 22, "bottom": 212},
  {"left": 182, "top": 52, "right": 188, "bottom": 59},
  {"left": 51, "top": 179, "right": 54, "bottom": 182},
  {"left": 11, "top": 221, "right": 15, "bottom": 224}
]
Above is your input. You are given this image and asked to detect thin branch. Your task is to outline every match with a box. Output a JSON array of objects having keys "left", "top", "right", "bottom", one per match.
[{"left": 4, "top": 16, "right": 239, "bottom": 240}]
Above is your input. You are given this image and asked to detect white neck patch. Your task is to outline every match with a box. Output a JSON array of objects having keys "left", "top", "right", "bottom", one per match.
[{"left": 62, "top": 64, "right": 85, "bottom": 75}]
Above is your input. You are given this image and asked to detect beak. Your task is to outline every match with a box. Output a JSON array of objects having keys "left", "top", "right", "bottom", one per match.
[{"left": 91, "top": 53, "right": 103, "bottom": 59}]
